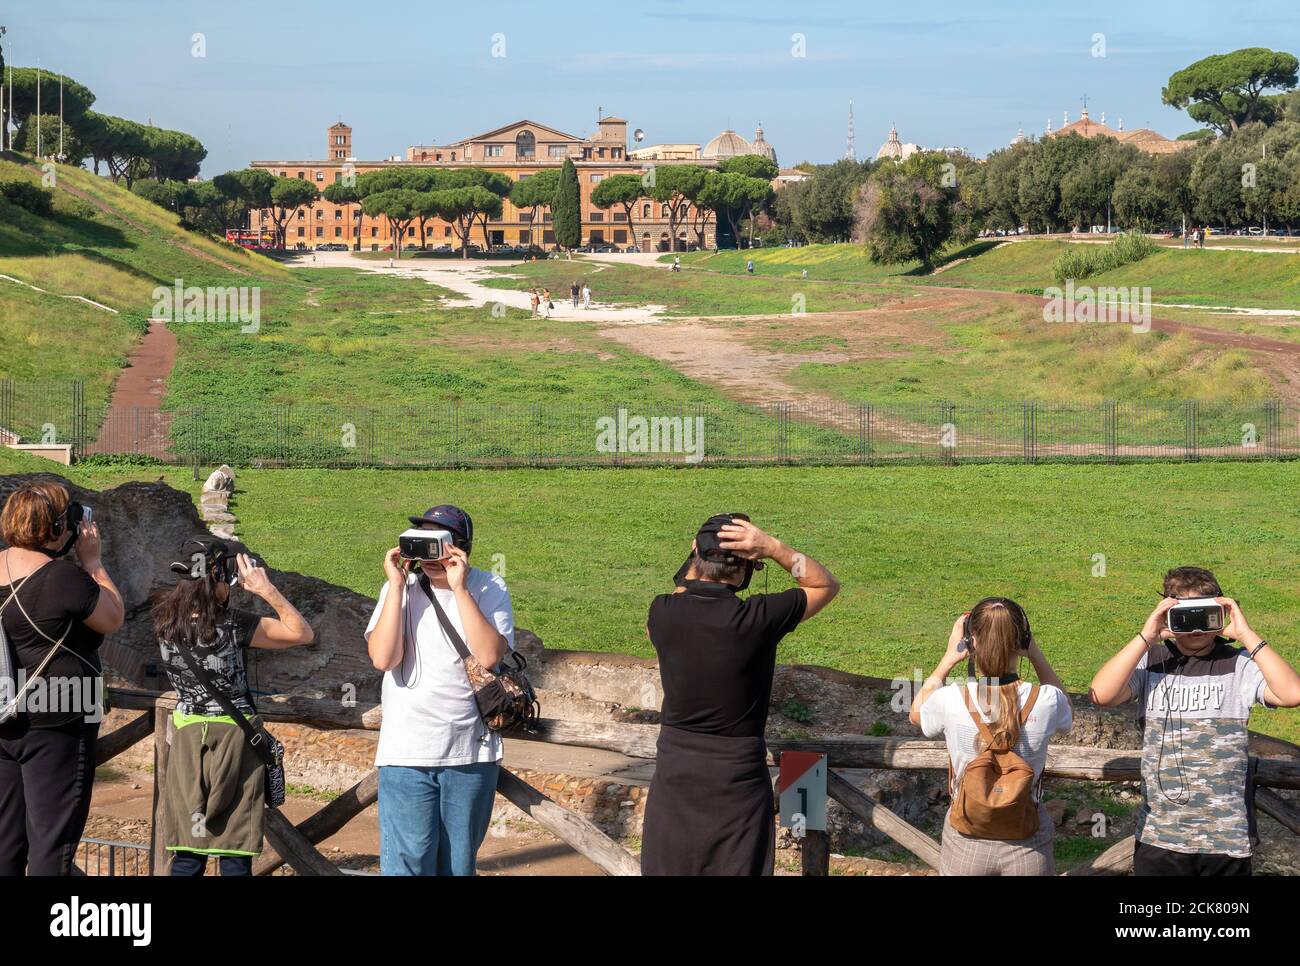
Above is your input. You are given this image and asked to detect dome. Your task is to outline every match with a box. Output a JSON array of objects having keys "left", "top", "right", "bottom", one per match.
[
  {"left": 875, "top": 124, "right": 920, "bottom": 162},
  {"left": 750, "top": 123, "right": 777, "bottom": 163},
  {"left": 702, "top": 129, "right": 753, "bottom": 159}
]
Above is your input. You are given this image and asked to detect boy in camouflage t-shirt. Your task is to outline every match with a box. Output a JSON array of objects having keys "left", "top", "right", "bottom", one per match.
[{"left": 1090, "top": 567, "right": 1300, "bottom": 876}]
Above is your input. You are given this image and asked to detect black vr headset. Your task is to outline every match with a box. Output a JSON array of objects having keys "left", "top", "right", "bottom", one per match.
[
  {"left": 673, "top": 512, "right": 764, "bottom": 591},
  {"left": 959, "top": 597, "right": 1033, "bottom": 680},
  {"left": 169, "top": 538, "right": 250, "bottom": 587},
  {"left": 20, "top": 487, "right": 92, "bottom": 558}
]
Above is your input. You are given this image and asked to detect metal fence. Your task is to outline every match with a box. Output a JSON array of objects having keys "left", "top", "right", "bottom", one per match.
[
  {"left": 3, "top": 381, "right": 1298, "bottom": 468},
  {"left": 75, "top": 837, "right": 151, "bottom": 876}
]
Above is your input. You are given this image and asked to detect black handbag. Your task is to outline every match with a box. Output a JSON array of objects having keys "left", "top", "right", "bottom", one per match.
[
  {"left": 416, "top": 574, "right": 538, "bottom": 733},
  {"left": 172, "top": 638, "right": 287, "bottom": 808}
]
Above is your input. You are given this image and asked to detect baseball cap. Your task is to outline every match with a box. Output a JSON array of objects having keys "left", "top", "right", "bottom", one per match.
[{"left": 408, "top": 505, "right": 473, "bottom": 551}]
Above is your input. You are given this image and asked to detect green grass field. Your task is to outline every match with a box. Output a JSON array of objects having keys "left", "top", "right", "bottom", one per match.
[
  {"left": 675, "top": 239, "right": 1300, "bottom": 311},
  {"left": 55, "top": 459, "right": 1300, "bottom": 745},
  {"left": 481, "top": 258, "right": 897, "bottom": 316}
]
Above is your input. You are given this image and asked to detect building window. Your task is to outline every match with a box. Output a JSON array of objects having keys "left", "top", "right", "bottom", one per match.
[
  {"left": 590, "top": 230, "right": 604, "bottom": 242},
  {"left": 335, "top": 227, "right": 342, "bottom": 237},
  {"left": 519, "top": 212, "right": 532, "bottom": 223},
  {"left": 297, "top": 227, "right": 305, "bottom": 237},
  {"left": 661, "top": 204, "right": 670, "bottom": 217},
  {"left": 590, "top": 212, "right": 604, "bottom": 222},
  {"left": 371, "top": 227, "right": 378, "bottom": 237},
  {"left": 298, "top": 210, "right": 306, "bottom": 220},
  {"left": 519, "top": 230, "right": 531, "bottom": 243},
  {"left": 486, "top": 145, "right": 503, "bottom": 157},
  {"left": 613, "top": 148, "right": 622, "bottom": 159},
  {"left": 315, "top": 171, "right": 324, "bottom": 182},
  {"left": 297, "top": 171, "right": 305, "bottom": 179},
  {"left": 614, "top": 229, "right": 627, "bottom": 243},
  {"left": 316, "top": 209, "right": 324, "bottom": 218},
  {"left": 444, "top": 226, "right": 451, "bottom": 236},
  {"left": 642, "top": 204, "right": 651, "bottom": 218},
  {"left": 613, "top": 212, "right": 627, "bottom": 222},
  {"left": 435, "top": 153, "right": 442, "bottom": 161},
  {"left": 598, "top": 148, "right": 605, "bottom": 158},
  {"left": 548, "top": 145, "right": 567, "bottom": 158},
  {"left": 334, "top": 172, "right": 342, "bottom": 183},
  {"left": 542, "top": 213, "right": 552, "bottom": 223},
  {"left": 315, "top": 227, "right": 324, "bottom": 237},
  {"left": 335, "top": 210, "right": 342, "bottom": 219},
  {"left": 590, "top": 174, "right": 603, "bottom": 183},
  {"left": 543, "top": 230, "right": 555, "bottom": 244},
  {"left": 516, "top": 130, "right": 536, "bottom": 160},
  {"left": 450, "top": 152, "right": 457, "bottom": 161}
]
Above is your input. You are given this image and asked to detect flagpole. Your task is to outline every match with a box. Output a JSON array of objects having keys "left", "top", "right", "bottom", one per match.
[
  {"left": 59, "top": 73, "right": 63, "bottom": 159},
  {"left": 36, "top": 61, "right": 40, "bottom": 158}
]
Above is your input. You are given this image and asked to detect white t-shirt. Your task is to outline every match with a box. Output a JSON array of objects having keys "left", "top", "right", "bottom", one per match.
[
  {"left": 365, "top": 568, "right": 515, "bottom": 767},
  {"left": 920, "top": 681, "right": 1073, "bottom": 794}
]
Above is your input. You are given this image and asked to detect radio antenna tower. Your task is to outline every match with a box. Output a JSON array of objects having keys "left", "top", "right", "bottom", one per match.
[{"left": 845, "top": 99, "right": 856, "bottom": 161}]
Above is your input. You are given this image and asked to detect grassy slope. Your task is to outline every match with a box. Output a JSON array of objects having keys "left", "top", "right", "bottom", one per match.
[
  {"left": 0, "top": 155, "right": 283, "bottom": 426},
  {"left": 60, "top": 460, "right": 1300, "bottom": 745},
  {"left": 677, "top": 239, "right": 1300, "bottom": 311},
  {"left": 918, "top": 241, "right": 1300, "bottom": 310}
]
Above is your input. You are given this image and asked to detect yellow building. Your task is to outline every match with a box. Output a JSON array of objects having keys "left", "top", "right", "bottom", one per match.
[{"left": 250, "top": 116, "right": 752, "bottom": 252}]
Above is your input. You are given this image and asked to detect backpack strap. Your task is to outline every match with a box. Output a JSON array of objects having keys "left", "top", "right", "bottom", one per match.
[
  {"left": 960, "top": 685, "right": 1000, "bottom": 748},
  {"left": 1018, "top": 684, "right": 1041, "bottom": 724}
]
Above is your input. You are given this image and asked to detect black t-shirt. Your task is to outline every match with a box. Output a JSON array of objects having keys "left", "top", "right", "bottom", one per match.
[
  {"left": 158, "top": 608, "right": 262, "bottom": 717},
  {"left": 0, "top": 558, "right": 103, "bottom": 728},
  {"left": 647, "top": 581, "right": 807, "bottom": 738}
]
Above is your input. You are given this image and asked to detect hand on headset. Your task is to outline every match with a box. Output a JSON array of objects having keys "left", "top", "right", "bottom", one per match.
[
  {"left": 74, "top": 521, "right": 103, "bottom": 569},
  {"left": 1141, "top": 597, "right": 1179, "bottom": 644},
  {"left": 235, "top": 553, "right": 273, "bottom": 598}
]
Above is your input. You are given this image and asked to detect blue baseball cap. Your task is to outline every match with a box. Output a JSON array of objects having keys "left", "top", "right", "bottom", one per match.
[{"left": 408, "top": 505, "right": 473, "bottom": 551}]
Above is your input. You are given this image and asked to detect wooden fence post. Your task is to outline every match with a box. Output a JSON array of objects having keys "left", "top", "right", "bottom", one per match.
[
  {"left": 149, "top": 703, "right": 172, "bottom": 876},
  {"left": 801, "top": 829, "right": 830, "bottom": 876}
]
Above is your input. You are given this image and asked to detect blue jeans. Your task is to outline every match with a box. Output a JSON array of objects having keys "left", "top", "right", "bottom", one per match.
[{"left": 378, "top": 761, "right": 499, "bottom": 876}]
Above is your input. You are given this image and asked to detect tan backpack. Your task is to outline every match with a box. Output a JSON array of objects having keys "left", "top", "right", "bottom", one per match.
[{"left": 948, "top": 684, "right": 1041, "bottom": 840}]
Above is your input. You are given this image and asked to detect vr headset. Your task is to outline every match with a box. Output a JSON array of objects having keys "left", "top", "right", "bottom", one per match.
[
  {"left": 1167, "top": 597, "right": 1225, "bottom": 635},
  {"left": 19, "top": 487, "right": 93, "bottom": 558},
  {"left": 169, "top": 539, "right": 252, "bottom": 587},
  {"left": 673, "top": 512, "right": 763, "bottom": 591},
  {"left": 399, "top": 528, "right": 455, "bottom": 561}
]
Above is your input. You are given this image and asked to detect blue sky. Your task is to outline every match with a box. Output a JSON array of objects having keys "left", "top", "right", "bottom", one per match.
[{"left": 6, "top": 0, "right": 1299, "bottom": 175}]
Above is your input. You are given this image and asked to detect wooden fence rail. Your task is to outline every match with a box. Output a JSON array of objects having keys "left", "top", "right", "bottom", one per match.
[{"left": 96, "top": 689, "right": 1298, "bottom": 878}]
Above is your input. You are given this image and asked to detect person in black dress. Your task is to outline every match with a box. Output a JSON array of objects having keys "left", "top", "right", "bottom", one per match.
[
  {"left": 0, "top": 481, "right": 125, "bottom": 875},
  {"left": 641, "top": 513, "right": 839, "bottom": 875}
]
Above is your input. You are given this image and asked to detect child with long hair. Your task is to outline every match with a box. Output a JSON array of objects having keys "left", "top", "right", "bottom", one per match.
[{"left": 909, "top": 597, "right": 1073, "bottom": 875}]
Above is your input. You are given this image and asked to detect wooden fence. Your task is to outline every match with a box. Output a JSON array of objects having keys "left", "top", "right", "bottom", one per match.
[{"left": 100, "top": 688, "right": 1300, "bottom": 877}]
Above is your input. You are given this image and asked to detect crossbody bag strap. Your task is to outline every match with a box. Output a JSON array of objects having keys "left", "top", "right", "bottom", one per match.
[
  {"left": 172, "top": 636, "right": 276, "bottom": 769},
  {"left": 416, "top": 573, "right": 473, "bottom": 663}
]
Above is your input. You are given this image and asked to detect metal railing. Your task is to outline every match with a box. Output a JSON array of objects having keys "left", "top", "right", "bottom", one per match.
[
  {"left": 4, "top": 381, "right": 1298, "bottom": 469},
  {"left": 76, "top": 837, "right": 151, "bottom": 876}
]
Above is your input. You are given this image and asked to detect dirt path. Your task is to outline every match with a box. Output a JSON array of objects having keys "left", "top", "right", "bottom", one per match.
[{"left": 87, "top": 319, "right": 177, "bottom": 456}]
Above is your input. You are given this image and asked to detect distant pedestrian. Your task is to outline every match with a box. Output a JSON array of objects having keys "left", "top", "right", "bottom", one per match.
[
  {"left": 570, "top": 281, "right": 580, "bottom": 308},
  {"left": 388, "top": 256, "right": 395, "bottom": 269},
  {"left": 746, "top": 259, "right": 754, "bottom": 275},
  {"left": 801, "top": 269, "right": 808, "bottom": 279},
  {"left": 542, "top": 288, "right": 553, "bottom": 318},
  {"left": 674, "top": 255, "right": 681, "bottom": 272},
  {"left": 581, "top": 283, "right": 591, "bottom": 309},
  {"left": 529, "top": 289, "right": 540, "bottom": 318}
]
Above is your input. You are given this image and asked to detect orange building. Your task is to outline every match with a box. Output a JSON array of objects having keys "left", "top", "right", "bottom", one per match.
[{"left": 250, "top": 117, "right": 731, "bottom": 252}]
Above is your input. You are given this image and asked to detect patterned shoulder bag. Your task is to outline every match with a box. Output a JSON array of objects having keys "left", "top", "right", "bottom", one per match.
[{"left": 416, "top": 573, "right": 539, "bottom": 733}]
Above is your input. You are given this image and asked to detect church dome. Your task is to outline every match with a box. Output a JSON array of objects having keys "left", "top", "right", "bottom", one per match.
[
  {"left": 702, "top": 129, "right": 753, "bottom": 159},
  {"left": 750, "top": 124, "right": 777, "bottom": 163},
  {"left": 875, "top": 123, "right": 920, "bottom": 162}
]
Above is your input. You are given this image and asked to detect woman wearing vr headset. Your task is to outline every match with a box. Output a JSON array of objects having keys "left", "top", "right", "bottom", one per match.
[
  {"left": 908, "top": 597, "right": 1073, "bottom": 875},
  {"left": 151, "top": 538, "right": 313, "bottom": 876},
  {"left": 0, "top": 482, "right": 124, "bottom": 876}
]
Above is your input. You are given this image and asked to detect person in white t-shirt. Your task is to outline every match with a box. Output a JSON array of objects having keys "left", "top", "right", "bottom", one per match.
[
  {"left": 909, "top": 597, "right": 1073, "bottom": 875},
  {"left": 365, "top": 505, "right": 513, "bottom": 876}
]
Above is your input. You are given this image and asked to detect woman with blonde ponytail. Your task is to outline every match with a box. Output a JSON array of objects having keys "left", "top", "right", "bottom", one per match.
[{"left": 909, "top": 598, "right": 1073, "bottom": 875}]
